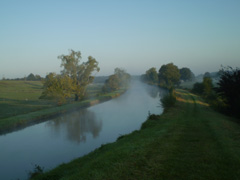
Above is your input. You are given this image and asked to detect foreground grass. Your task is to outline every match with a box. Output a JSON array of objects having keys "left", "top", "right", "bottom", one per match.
[
  {"left": 32, "top": 89, "right": 240, "bottom": 180},
  {"left": 0, "top": 81, "right": 124, "bottom": 134}
]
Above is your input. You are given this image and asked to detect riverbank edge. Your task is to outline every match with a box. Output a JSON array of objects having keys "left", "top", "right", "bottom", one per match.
[
  {"left": 31, "top": 89, "right": 240, "bottom": 180},
  {"left": 0, "top": 89, "right": 127, "bottom": 135}
]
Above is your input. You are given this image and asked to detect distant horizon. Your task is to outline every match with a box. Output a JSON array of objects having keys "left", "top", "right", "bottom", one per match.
[{"left": 1, "top": 1, "right": 240, "bottom": 79}]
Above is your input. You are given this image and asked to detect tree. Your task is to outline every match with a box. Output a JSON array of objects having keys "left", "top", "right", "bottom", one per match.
[
  {"left": 41, "top": 50, "right": 100, "bottom": 103},
  {"left": 26, "top": 73, "right": 36, "bottom": 81},
  {"left": 158, "top": 63, "right": 180, "bottom": 89},
  {"left": 74, "top": 56, "right": 100, "bottom": 100},
  {"left": 179, "top": 67, "right": 194, "bottom": 81},
  {"left": 145, "top": 67, "right": 158, "bottom": 84},
  {"left": 192, "top": 77, "right": 213, "bottom": 99},
  {"left": 102, "top": 68, "right": 131, "bottom": 93},
  {"left": 202, "top": 77, "right": 213, "bottom": 98},
  {"left": 35, "top": 75, "right": 42, "bottom": 81},
  {"left": 204, "top": 72, "right": 211, "bottom": 78},
  {"left": 40, "top": 73, "right": 73, "bottom": 105},
  {"left": 215, "top": 67, "right": 240, "bottom": 117}
]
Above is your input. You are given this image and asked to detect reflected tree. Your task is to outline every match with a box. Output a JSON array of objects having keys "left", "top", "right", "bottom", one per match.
[{"left": 46, "top": 109, "right": 102, "bottom": 143}]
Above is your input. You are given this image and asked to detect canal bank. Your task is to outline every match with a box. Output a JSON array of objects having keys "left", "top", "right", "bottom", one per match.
[
  {"left": 0, "top": 89, "right": 126, "bottom": 135},
  {"left": 0, "top": 80, "right": 163, "bottom": 180},
  {"left": 31, "top": 89, "right": 240, "bottom": 180}
]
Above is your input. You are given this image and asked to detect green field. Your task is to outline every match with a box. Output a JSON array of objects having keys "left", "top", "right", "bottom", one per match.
[
  {"left": 32, "top": 89, "right": 240, "bottom": 180},
  {"left": 0, "top": 81, "right": 123, "bottom": 134},
  {"left": 0, "top": 81, "right": 55, "bottom": 119}
]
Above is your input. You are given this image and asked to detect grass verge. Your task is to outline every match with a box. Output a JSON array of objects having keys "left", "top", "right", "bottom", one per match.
[
  {"left": 0, "top": 80, "right": 126, "bottom": 134},
  {"left": 31, "top": 89, "right": 240, "bottom": 180}
]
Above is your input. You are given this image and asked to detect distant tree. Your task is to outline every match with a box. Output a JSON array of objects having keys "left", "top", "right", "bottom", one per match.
[
  {"left": 204, "top": 72, "right": 211, "bottom": 78},
  {"left": 102, "top": 68, "right": 131, "bottom": 93},
  {"left": 26, "top": 73, "right": 36, "bottom": 81},
  {"left": 41, "top": 50, "right": 100, "bottom": 103},
  {"left": 215, "top": 67, "right": 240, "bottom": 117},
  {"left": 192, "top": 77, "right": 213, "bottom": 98},
  {"left": 202, "top": 77, "right": 213, "bottom": 98},
  {"left": 145, "top": 67, "right": 158, "bottom": 84},
  {"left": 179, "top": 67, "right": 194, "bottom": 81},
  {"left": 35, "top": 75, "right": 42, "bottom": 81},
  {"left": 158, "top": 63, "right": 180, "bottom": 89}
]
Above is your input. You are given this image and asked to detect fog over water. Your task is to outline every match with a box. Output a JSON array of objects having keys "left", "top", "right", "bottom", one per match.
[{"left": 0, "top": 80, "right": 164, "bottom": 180}]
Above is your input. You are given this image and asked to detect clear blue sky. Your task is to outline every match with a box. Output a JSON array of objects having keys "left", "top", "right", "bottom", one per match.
[{"left": 1, "top": 0, "right": 240, "bottom": 78}]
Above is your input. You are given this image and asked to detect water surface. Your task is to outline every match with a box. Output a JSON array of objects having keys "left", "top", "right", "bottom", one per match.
[{"left": 0, "top": 80, "right": 164, "bottom": 180}]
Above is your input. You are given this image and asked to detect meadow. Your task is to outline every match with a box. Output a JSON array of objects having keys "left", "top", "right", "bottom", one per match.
[{"left": 0, "top": 80, "right": 123, "bottom": 134}]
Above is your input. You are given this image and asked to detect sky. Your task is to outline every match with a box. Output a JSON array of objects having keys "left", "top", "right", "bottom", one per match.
[{"left": 0, "top": 0, "right": 240, "bottom": 78}]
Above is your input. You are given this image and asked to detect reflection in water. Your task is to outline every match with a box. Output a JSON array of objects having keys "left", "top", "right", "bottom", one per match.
[
  {"left": 145, "top": 84, "right": 168, "bottom": 99},
  {"left": 46, "top": 109, "right": 102, "bottom": 143}
]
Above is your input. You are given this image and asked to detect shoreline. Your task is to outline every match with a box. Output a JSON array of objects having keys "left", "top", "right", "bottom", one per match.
[
  {"left": 31, "top": 89, "right": 240, "bottom": 180},
  {"left": 0, "top": 89, "right": 126, "bottom": 135}
]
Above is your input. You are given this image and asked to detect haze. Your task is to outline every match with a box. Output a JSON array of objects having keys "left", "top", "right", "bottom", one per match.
[{"left": 1, "top": 0, "right": 240, "bottom": 79}]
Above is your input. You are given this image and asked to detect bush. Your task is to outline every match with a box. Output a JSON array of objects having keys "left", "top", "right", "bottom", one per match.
[
  {"left": 192, "top": 82, "right": 204, "bottom": 94},
  {"left": 215, "top": 67, "right": 240, "bottom": 118},
  {"left": 160, "top": 89, "right": 176, "bottom": 110}
]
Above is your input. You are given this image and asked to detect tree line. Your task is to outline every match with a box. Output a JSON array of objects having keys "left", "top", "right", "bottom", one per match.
[
  {"left": 2, "top": 73, "right": 43, "bottom": 81},
  {"left": 141, "top": 63, "right": 195, "bottom": 89},
  {"left": 40, "top": 49, "right": 131, "bottom": 105},
  {"left": 192, "top": 66, "right": 240, "bottom": 119}
]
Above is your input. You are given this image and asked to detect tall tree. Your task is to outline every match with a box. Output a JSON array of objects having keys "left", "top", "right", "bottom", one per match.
[
  {"left": 41, "top": 50, "right": 100, "bottom": 103},
  {"left": 158, "top": 63, "right": 180, "bottom": 88}
]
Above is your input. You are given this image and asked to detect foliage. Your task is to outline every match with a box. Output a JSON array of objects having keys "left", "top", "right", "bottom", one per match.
[
  {"left": 158, "top": 63, "right": 180, "bottom": 89},
  {"left": 179, "top": 67, "right": 194, "bottom": 81},
  {"left": 204, "top": 72, "right": 211, "bottom": 78},
  {"left": 192, "top": 77, "right": 213, "bottom": 99},
  {"left": 192, "top": 82, "right": 204, "bottom": 94},
  {"left": 144, "top": 67, "right": 158, "bottom": 84},
  {"left": 41, "top": 50, "right": 100, "bottom": 103},
  {"left": 160, "top": 88, "right": 176, "bottom": 110},
  {"left": 202, "top": 77, "right": 214, "bottom": 99},
  {"left": 215, "top": 67, "right": 240, "bottom": 117},
  {"left": 102, "top": 68, "right": 131, "bottom": 93},
  {"left": 26, "top": 73, "right": 42, "bottom": 81},
  {"left": 40, "top": 73, "right": 73, "bottom": 105}
]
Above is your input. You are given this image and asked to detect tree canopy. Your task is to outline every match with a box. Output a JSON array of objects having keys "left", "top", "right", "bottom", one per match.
[
  {"left": 179, "top": 67, "right": 194, "bottom": 81},
  {"left": 102, "top": 68, "right": 131, "bottom": 93},
  {"left": 144, "top": 67, "right": 158, "bottom": 84},
  {"left": 215, "top": 67, "right": 240, "bottom": 117},
  {"left": 40, "top": 50, "right": 100, "bottom": 104},
  {"left": 158, "top": 63, "right": 180, "bottom": 88}
]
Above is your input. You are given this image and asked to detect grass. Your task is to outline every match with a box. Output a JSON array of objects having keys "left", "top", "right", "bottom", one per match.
[
  {"left": 0, "top": 81, "right": 54, "bottom": 119},
  {"left": 32, "top": 89, "right": 240, "bottom": 180},
  {"left": 0, "top": 81, "right": 125, "bottom": 134}
]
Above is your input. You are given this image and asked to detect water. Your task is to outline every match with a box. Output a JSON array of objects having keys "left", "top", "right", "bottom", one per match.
[{"left": 0, "top": 80, "right": 164, "bottom": 180}]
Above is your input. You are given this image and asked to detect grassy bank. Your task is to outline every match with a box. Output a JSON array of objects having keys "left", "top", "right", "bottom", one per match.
[
  {"left": 32, "top": 89, "right": 240, "bottom": 180},
  {"left": 0, "top": 81, "right": 125, "bottom": 134}
]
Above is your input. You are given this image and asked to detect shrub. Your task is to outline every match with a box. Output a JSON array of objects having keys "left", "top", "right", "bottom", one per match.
[{"left": 160, "top": 89, "right": 176, "bottom": 110}]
